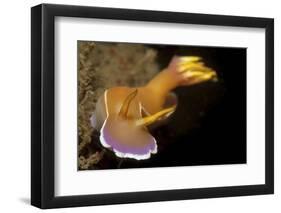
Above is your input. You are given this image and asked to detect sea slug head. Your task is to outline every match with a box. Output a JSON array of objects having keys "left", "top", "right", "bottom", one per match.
[
  {"left": 168, "top": 56, "right": 218, "bottom": 86},
  {"left": 99, "top": 89, "right": 175, "bottom": 160}
]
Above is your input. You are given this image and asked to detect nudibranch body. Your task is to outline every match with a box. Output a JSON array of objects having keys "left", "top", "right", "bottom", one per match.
[{"left": 91, "top": 56, "right": 217, "bottom": 160}]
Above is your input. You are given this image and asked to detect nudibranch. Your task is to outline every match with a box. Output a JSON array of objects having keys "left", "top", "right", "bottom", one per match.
[{"left": 91, "top": 56, "right": 217, "bottom": 160}]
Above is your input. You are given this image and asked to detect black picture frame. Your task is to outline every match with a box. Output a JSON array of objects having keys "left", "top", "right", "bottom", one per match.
[{"left": 31, "top": 3, "right": 274, "bottom": 209}]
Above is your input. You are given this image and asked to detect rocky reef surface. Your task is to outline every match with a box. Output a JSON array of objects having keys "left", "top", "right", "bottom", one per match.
[{"left": 78, "top": 41, "right": 160, "bottom": 170}]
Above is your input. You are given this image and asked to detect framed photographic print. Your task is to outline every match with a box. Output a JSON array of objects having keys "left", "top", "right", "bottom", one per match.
[{"left": 31, "top": 3, "right": 274, "bottom": 209}]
